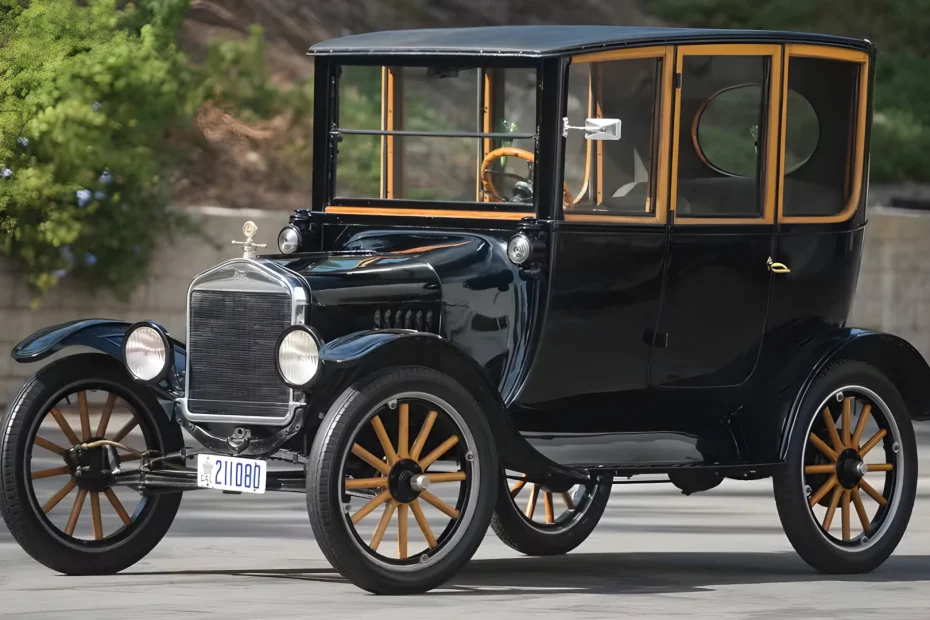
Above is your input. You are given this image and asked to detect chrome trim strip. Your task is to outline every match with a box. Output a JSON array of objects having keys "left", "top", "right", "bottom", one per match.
[{"left": 176, "top": 257, "right": 310, "bottom": 426}]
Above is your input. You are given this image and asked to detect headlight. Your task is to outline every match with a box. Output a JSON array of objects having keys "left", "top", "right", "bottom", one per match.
[
  {"left": 507, "top": 233, "right": 533, "bottom": 265},
  {"left": 275, "top": 325, "right": 321, "bottom": 388},
  {"left": 123, "top": 322, "right": 171, "bottom": 383},
  {"left": 277, "top": 225, "right": 301, "bottom": 254}
]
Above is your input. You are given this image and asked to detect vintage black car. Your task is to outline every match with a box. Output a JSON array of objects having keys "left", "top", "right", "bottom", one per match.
[{"left": 3, "top": 25, "right": 928, "bottom": 594}]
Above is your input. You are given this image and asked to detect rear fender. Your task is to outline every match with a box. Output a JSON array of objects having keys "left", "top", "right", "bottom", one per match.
[{"left": 314, "top": 329, "right": 589, "bottom": 484}]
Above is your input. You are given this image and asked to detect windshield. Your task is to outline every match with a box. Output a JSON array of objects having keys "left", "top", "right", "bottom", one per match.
[{"left": 330, "top": 64, "right": 538, "bottom": 212}]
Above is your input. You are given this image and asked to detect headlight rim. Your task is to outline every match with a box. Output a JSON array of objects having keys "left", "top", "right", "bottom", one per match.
[
  {"left": 122, "top": 321, "right": 173, "bottom": 384},
  {"left": 274, "top": 324, "right": 323, "bottom": 390},
  {"left": 277, "top": 224, "right": 302, "bottom": 255}
]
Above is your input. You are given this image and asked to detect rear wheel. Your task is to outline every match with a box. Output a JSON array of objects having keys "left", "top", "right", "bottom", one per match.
[
  {"left": 490, "top": 471, "right": 611, "bottom": 556},
  {"left": 773, "top": 360, "right": 917, "bottom": 574},
  {"left": 306, "top": 366, "right": 498, "bottom": 594},
  {"left": 0, "top": 353, "right": 183, "bottom": 575}
]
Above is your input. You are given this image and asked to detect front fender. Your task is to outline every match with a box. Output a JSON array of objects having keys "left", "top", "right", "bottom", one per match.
[
  {"left": 316, "top": 329, "right": 588, "bottom": 483},
  {"left": 11, "top": 318, "right": 186, "bottom": 371},
  {"left": 752, "top": 327, "right": 930, "bottom": 463}
]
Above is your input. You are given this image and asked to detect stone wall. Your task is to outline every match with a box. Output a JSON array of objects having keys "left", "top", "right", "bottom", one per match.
[{"left": 1, "top": 205, "right": 928, "bottom": 405}]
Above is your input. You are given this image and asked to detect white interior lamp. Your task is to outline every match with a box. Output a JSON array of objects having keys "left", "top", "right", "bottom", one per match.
[{"left": 562, "top": 117, "right": 622, "bottom": 140}]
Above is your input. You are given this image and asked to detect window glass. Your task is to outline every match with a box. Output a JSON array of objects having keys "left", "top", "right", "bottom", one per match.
[
  {"left": 677, "top": 55, "right": 768, "bottom": 218},
  {"left": 564, "top": 57, "right": 661, "bottom": 216},
  {"left": 782, "top": 56, "right": 860, "bottom": 217}
]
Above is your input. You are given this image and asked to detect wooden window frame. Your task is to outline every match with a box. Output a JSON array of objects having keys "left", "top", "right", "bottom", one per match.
[
  {"left": 777, "top": 44, "right": 870, "bottom": 224},
  {"left": 562, "top": 46, "right": 673, "bottom": 225},
  {"left": 670, "top": 44, "right": 783, "bottom": 226}
]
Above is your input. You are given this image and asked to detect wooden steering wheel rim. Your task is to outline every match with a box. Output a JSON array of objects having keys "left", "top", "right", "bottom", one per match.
[{"left": 480, "top": 147, "right": 573, "bottom": 208}]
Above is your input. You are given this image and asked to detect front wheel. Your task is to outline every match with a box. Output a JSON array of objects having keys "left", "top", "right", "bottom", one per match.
[
  {"left": 306, "top": 366, "right": 498, "bottom": 594},
  {"left": 0, "top": 353, "right": 184, "bottom": 575},
  {"left": 773, "top": 360, "right": 917, "bottom": 574}
]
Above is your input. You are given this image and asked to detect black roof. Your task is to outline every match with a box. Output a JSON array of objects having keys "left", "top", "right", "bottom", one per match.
[{"left": 308, "top": 25, "right": 871, "bottom": 58}]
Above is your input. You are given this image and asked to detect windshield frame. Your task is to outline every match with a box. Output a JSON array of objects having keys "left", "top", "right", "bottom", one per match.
[{"left": 312, "top": 54, "right": 550, "bottom": 219}]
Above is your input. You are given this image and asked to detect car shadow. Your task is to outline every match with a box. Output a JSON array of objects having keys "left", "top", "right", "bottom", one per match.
[{"left": 120, "top": 551, "right": 930, "bottom": 595}]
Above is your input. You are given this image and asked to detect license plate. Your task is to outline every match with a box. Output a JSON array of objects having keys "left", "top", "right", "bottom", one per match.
[{"left": 197, "top": 454, "right": 266, "bottom": 494}]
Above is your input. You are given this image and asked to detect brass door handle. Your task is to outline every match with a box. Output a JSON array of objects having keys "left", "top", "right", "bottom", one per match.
[{"left": 767, "top": 257, "right": 791, "bottom": 274}]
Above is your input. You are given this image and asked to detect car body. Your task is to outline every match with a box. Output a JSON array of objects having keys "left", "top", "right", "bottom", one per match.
[{"left": 5, "top": 25, "right": 929, "bottom": 594}]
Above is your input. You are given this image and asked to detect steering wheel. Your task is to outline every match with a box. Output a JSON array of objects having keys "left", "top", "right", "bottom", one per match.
[{"left": 480, "top": 147, "right": 573, "bottom": 210}]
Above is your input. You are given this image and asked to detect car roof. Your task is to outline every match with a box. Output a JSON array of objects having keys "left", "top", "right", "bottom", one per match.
[{"left": 307, "top": 25, "right": 871, "bottom": 58}]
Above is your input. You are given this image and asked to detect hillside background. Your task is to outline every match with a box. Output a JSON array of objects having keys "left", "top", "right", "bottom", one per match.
[{"left": 175, "top": 0, "right": 930, "bottom": 211}]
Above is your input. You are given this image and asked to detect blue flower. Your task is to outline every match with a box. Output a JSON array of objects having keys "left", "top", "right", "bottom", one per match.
[
  {"left": 84, "top": 253, "right": 98, "bottom": 267},
  {"left": 94, "top": 190, "right": 107, "bottom": 201},
  {"left": 52, "top": 269, "right": 67, "bottom": 278},
  {"left": 60, "top": 245, "right": 74, "bottom": 266},
  {"left": 99, "top": 169, "right": 113, "bottom": 184},
  {"left": 1, "top": 168, "right": 12, "bottom": 179},
  {"left": 16, "top": 137, "right": 29, "bottom": 148},
  {"left": 76, "top": 189, "right": 92, "bottom": 208},
  {"left": 92, "top": 101, "right": 101, "bottom": 111}
]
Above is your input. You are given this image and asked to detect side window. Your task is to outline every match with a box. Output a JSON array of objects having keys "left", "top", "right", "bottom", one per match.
[
  {"left": 563, "top": 54, "right": 665, "bottom": 220},
  {"left": 675, "top": 54, "right": 774, "bottom": 219},
  {"left": 781, "top": 51, "right": 867, "bottom": 219}
]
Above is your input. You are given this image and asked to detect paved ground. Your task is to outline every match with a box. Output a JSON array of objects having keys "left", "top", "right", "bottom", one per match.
[{"left": 3, "top": 422, "right": 930, "bottom": 619}]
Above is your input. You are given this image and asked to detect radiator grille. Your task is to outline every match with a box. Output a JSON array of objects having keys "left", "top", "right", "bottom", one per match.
[{"left": 188, "top": 290, "right": 292, "bottom": 417}]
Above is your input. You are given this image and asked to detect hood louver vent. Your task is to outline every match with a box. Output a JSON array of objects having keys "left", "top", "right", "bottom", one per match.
[{"left": 374, "top": 307, "right": 437, "bottom": 333}]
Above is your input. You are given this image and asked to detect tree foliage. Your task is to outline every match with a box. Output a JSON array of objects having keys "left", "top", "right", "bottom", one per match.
[{"left": 0, "top": 0, "right": 201, "bottom": 300}]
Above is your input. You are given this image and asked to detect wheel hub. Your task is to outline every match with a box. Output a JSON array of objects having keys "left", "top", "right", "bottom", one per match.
[
  {"left": 64, "top": 436, "right": 116, "bottom": 492},
  {"left": 388, "top": 459, "right": 425, "bottom": 504},
  {"left": 836, "top": 448, "right": 867, "bottom": 489}
]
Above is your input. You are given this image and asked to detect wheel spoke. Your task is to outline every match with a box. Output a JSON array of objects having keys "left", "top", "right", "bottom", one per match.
[
  {"left": 370, "top": 415, "right": 398, "bottom": 465},
  {"left": 851, "top": 487, "right": 871, "bottom": 534},
  {"left": 345, "top": 476, "right": 388, "bottom": 490},
  {"left": 398, "top": 403, "right": 409, "bottom": 460},
  {"left": 525, "top": 483, "right": 539, "bottom": 518},
  {"left": 420, "top": 490, "right": 459, "bottom": 519},
  {"left": 561, "top": 491, "right": 576, "bottom": 510},
  {"left": 410, "top": 410, "right": 437, "bottom": 461},
  {"left": 111, "top": 416, "right": 138, "bottom": 443},
  {"left": 822, "top": 406, "right": 843, "bottom": 452},
  {"left": 841, "top": 489, "right": 851, "bottom": 541},
  {"left": 859, "top": 429, "right": 887, "bottom": 458},
  {"left": 77, "top": 391, "right": 91, "bottom": 442},
  {"left": 809, "top": 434, "right": 839, "bottom": 461},
  {"left": 544, "top": 491, "right": 554, "bottom": 524},
  {"left": 510, "top": 479, "right": 527, "bottom": 497},
  {"left": 34, "top": 436, "right": 67, "bottom": 456},
  {"left": 64, "top": 488, "right": 88, "bottom": 536},
  {"left": 419, "top": 435, "right": 459, "bottom": 470},
  {"left": 822, "top": 484, "right": 843, "bottom": 531},
  {"left": 859, "top": 479, "right": 888, "bottom": 506},
  {"left": 90, "top": 492, "right": 103, "bottom": 540},
  {"left": 31, "top": 465, "right": 71, "bottom": 480},
  {"left": 352, "top": 489, "right": 391, "bottom": 524},
  {"left": 411, "top": 499, "right": 437, "bottom": 548},
  {"left": 851, "top": 404, "right": 872, "bottom": 449},
  {"left": 841, "top": 397, "right": 852, "bottom": 448},
  {"left": 809, "top": 474, "right": 837, "bottom": 506},
  {"left": 104, "top": 488, "right": 131, "bottom": 525},
  {"left": 398, "top": 503, "right": 409, "bottom": 560},
  {"left": 352, "top": 444, "right": 390, "bottom": 475},
  {"left": 868, "top": 463, "right": 894, "bottom": 472},
  {"left": 369, "top": 501, "right": 396, "bottom": 551},
  {"left": 96, "top": 393, "right": 118, "bottom": 438},
  {"left": 49, "top": 408, "right": 80, "bottom": 445},
  {"left": 804, "top": 464, "right": 837, "bottom": 475},
  {"left": 426, "top": 471, "right": 467, "bottom": 484},
  {"left": 43, "top": 479, "right": 77, "bottom": 513}
]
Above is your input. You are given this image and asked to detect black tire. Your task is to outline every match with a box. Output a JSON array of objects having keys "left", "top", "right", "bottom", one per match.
[
  {"left": 0, "top": 353, "right": 184, "bottom": 575},
  {"left": 306, "top": 366, "right": 498, "bottom": 594},
  {"left": 490, "top": 472, "right": 611, "bottom": 556},
  {"left": 773, "top": 360, "right": 917, "bottom": 574}
]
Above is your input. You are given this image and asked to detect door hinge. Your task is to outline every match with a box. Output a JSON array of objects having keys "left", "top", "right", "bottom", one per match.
[
  {"left": 643, "top": 329, "right": 669, "bottom": 348},
  {"left": 674, "top": 72, "right": 682, "bottom": 89}
]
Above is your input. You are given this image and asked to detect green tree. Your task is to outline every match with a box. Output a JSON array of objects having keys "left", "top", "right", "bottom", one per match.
[{"left": 0, "top": 0, "right": 202, "bottom": 300}]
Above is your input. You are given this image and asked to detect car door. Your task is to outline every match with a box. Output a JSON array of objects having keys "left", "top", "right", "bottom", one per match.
[{"left": 648, "top": 45, "right": 782, "bottom": 388}]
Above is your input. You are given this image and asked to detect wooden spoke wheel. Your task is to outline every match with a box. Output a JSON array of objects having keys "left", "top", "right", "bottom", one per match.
[
  {"left": 490, "top": 470, "right": 611, "bottom": 556},
  {"left": 774, "top": 361, "right": 917, "bottom": 574},
  {"left": 0, "top": 354, "right": 183, "bottom": 575},
  {"left": 307, "top": 367, "right": 498, "bottom": 594}
]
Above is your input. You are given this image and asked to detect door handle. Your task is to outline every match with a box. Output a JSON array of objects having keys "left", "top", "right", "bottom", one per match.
[{"left": 767, "top": 257, "right": 791, "bottom": 274}]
